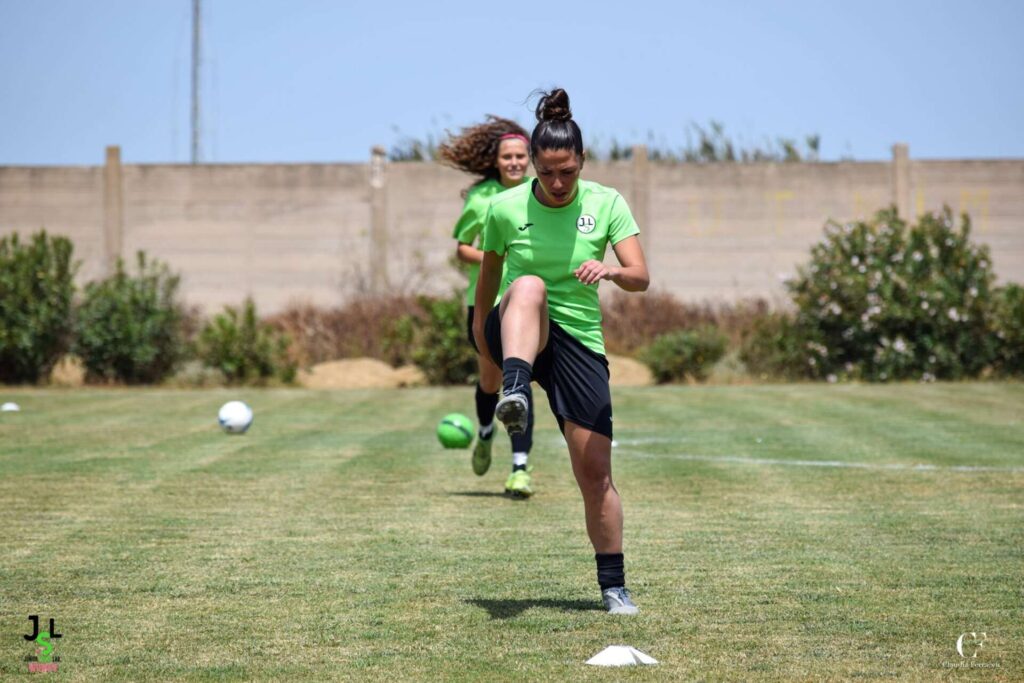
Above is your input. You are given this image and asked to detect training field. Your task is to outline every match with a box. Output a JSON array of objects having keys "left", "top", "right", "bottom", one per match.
[{"left": 1, "top": 383, "right": 1021, "bottom": 680}]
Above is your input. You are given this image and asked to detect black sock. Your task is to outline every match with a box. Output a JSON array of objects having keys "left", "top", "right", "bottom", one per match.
[
  {"left": 475, "top": 383, "right": 498, "bottom": 430},
  {"left": 509, "top": 399, "right": 534, "bottom": 453},
  {"left": 596, "top": 552, "right": 625, "bottom": 590},
  {"left": 502, "top": 357, "right": 533, "bottom": 396},
  {"left": 512, "top": 464, "right": 527, "bottom": 472}
]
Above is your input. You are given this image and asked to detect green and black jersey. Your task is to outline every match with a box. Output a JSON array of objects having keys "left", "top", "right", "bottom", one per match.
[
  {"left": 481, "top": 179, "right": 640, "bottom": 355},
  {"left": 452, "top": 178, "right": 526, "bottom": 307}
]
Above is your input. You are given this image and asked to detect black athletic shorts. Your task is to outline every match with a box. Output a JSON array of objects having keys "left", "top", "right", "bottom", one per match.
[
  {"left": 466, "top": 306, "right": 478, "bottom": 353},
  {"left": 484, "top": 306, "right": 613, "bottom": 439}
]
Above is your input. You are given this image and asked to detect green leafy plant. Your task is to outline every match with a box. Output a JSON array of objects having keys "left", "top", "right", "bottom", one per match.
[
  {"left": 0, "top": 231, "right": 77, "bottom": 383},
  {"left": 588, "top": 122, "right": 822, "bottom": 162},
  {"left": 388, "top": 125, "right": 441, "bottom": 161},
  {"left": 384, "top": 293, "right": 476, "bottom": 385},
  {"left": 786, "top": 207, "right": 998, "bottom": 381},
  {"left": 739, "top": 312, "right": 812, "bottom": 381},
  {"left": 680, "top": 120, "right": 821, "bottom": 163},
  {"left": 198, "top": 299, "right": 296, "bottom": 385},
  {"left": 992, "top": 284, "right": 1024, "bottom": 376},
  {"left": 74, "top": 252, "right": 188, "bottom": 384},
  {"left": 638, "top": 326, "right": 727, "bottom": 383}
]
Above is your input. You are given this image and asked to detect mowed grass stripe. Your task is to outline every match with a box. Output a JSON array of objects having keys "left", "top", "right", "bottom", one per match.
[{"left": 613, "top": 382, "right": 1023, "bottom": 467}]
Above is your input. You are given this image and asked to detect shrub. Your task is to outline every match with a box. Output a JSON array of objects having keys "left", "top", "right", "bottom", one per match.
[
  {"left": 385, "top": 293, "right": 476, "bottom": 385},
  {"left": 602, "top": 289, "right": 768, "bottom": 355},
  {"left": 74, "top": 252, "right": 187, "bottom": 384},
  {"left": 638, "top": 326, "right": 727, "bottom": 383},
  {"left": 992, "top": 284, "right": 1024, "bottom": 376},
  {"left": 198, "top": 299, "right": 296, "bottom": 384},
  {"left": 787, "top": 207, "right": 998, "bottom": 381},
  {"left": 267, "top": 295, "right": 422, "bottom": 368},
  {"left": 164, "top": 360, "right": 227, "bottom": 388},
  {"left": 739, "top": 311, "right": 811, "bottom": 380},
  {"left": 0, "top": 231, "right": 77, "bottom": 383}
]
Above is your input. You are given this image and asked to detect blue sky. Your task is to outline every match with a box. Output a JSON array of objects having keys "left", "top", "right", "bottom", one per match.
[{"left": 1, "top": 0, "right": 1022, "bottom": 165}]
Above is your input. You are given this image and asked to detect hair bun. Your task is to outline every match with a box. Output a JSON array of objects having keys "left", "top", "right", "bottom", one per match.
[{"left": 536, "top": 88, "right": 572, "bottom": 122}]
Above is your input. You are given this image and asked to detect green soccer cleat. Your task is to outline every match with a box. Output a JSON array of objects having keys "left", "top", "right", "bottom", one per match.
[
  {"left": 471, "top": 431, "right": 493, "bottom": 476},
  {"left": 504, "top": 468, "right": 533, "bottom": 499}
]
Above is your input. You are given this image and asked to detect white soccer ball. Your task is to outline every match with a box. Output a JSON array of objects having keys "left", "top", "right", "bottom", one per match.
[
  {"left": 1, "top": 402, "right": 20, "bottom": 412},
  {"left": 218, "top": 401, "right": 253, "bottom": 434}
]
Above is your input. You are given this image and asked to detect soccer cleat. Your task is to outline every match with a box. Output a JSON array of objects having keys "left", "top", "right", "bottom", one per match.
[
  {"left": 601, "top": 586, "right": 639, "bottom": 615},
  {"left": 495, "top": 392, "right": 529, "bottom": 436},
  {"left": 471, "top": 431, "right": 493, "bottom": 476},
  {"left": 504, "top": 468, "right": 533, "bottom": 498}
]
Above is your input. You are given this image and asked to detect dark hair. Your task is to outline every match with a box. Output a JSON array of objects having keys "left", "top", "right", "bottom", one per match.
[
  {"left": 531, "top": 88, "right": 583, "bottom": 160},
  {"left": 437, "top": 116, "right": 530, "bottom": 196}
]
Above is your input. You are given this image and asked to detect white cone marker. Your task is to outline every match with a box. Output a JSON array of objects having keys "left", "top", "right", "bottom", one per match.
[{"left": 586, "top": 645, "right": 658, "bottom": 666}]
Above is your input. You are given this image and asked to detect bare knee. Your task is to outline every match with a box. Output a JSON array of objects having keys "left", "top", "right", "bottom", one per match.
[
  {"left": 507, "top": 275, "right": 547, "bottom": 307},
  {"left": 576, "top": 460, "right": 614, "bottom": 500}
]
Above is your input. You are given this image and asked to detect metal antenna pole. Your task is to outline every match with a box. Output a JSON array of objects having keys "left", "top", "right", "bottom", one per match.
[{"left": 190, "top": 0, "right": 201, "bottom": 164}]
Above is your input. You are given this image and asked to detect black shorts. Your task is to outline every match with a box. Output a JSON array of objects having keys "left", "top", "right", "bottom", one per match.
[
  {"left": 484, "top": 307, "right": 612, "bottom": 439},
  {"left": 466, "top": 306, "right": 478, "bottom": 353}
]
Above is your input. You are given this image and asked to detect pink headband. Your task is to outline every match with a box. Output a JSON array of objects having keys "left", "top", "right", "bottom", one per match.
[{"left": 499, "top": 133, "right": 529, "bottom": 143}]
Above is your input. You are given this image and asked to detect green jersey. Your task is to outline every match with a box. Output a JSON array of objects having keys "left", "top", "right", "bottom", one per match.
[
  {"left": 481, "top": 179, "right": 640, "bottom": 355},
  {"left": 452, "top": 178, "right": 526, "bottom": 306}
]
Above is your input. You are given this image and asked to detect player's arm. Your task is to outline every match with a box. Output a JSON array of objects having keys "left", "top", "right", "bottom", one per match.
[
  {"left": 455, "top": 242, "right": 484, "bottom": 265},
  {"left": 473, "top": 250, "right": 504, "bottom": 364},
  {"left": 574, "top": 236, "right": 649, "bottom": 291},
  {"left": 453, "top": 191, "right": 485, "bottom": 265},
  {"left": 607, "top": 235, "right": 649, "bottom": 291}
]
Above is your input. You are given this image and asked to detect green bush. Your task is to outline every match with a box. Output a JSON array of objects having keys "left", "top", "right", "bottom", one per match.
[
  {"left": 638, "top": 326, "right": 727, "bottom": 383},
  {"left": 385, "top": 293, "right": 476, "bottom": 385},
  {"left": 992, "top": 284, "right": 1024, "bottom": 376},
  {"left": 382, "top": 314, "right": 417, "bottom": 368},
  {"left": 739, "top": 312, "right": 811, "bottom": 380},
  {"left": 198, "top": 299, "right": 296, "bottom": 385},
  {"left": 787, "top": 207, "right": 998, "bottom": 381},
  {"left": 0, "top": 231, "right": 77, "bottom": 383},
  {"left": 74, "top": 252, "right": 187, "bottom": 384}
]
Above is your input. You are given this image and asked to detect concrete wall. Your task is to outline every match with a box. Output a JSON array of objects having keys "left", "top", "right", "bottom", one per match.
[
  {"left": 1, "top": 147, "right": 1022, "bottom": 313},
  {"left": 646, "top": 161, "right": 894, "bottom": 303},
  {"left": 0, "top": 166, "right": 106, "bottom": 283},
  {"left": 120, "top": 162, "right": 369, "bottom": 312},
  {"left": 910, "top": 160, "right": 1024, "bottom": 282}
]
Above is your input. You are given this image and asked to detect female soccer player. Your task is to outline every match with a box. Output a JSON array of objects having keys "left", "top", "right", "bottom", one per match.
[
  {"left": 473, "top": 89, "right": 649, "bottom": 614},
  {"left": 438, "top": 116, "right": 537, "bottom": 498}
]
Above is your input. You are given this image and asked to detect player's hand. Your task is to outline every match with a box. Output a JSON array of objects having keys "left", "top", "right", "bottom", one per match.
[{"left": 574, "top": 260, "right": 617, "bottom": 285}]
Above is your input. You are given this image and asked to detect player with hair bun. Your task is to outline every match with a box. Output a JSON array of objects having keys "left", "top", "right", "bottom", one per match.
[
  {"left": 439, "top": 116, "right": 537, "bottom": 497},
  {"left": 473, "top": 88, "right": 650, "bottom": 614}
]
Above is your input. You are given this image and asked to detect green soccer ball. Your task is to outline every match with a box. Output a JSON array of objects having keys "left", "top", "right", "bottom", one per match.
[{"left": 437, "top": 413, "right": 474, "bottom": 449}]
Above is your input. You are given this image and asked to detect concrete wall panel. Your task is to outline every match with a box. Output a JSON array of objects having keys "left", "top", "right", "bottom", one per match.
[{"left": 1, "top": 154, "right": 1021, "bottom": 313}]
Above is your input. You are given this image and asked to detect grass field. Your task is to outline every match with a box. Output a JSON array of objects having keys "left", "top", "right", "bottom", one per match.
[{"left": 1, "top": 383, "right": 1022, "bottom": 681}]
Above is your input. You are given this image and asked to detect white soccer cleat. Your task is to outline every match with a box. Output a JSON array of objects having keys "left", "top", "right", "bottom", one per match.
[
  {"left": 495, "top": 392, "right": 529, "bottom": 436},
  {"left": 601, "top": 587, "right": 639, "bottom": 615}
]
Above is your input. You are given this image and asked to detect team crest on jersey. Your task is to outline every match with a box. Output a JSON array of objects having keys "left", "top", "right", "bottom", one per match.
[{"left": 576, "top": 214, "right": 596, "bottom": 234}]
